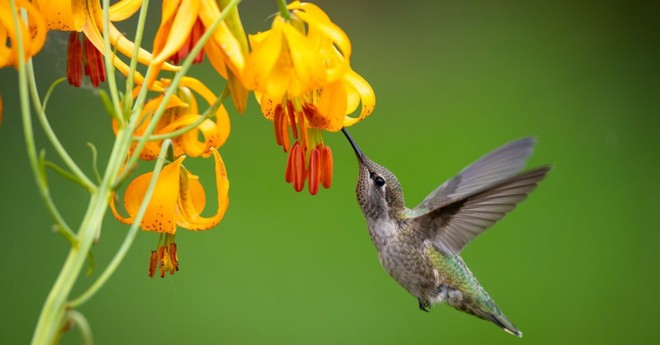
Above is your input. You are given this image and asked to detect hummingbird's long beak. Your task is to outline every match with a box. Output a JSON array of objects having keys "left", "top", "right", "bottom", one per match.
[{"left": 341, "top": 128, "right": 366, "bottom": 164}]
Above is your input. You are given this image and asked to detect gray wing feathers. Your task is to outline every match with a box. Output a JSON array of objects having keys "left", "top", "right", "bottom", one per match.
[
  {"left": 422, "top": 166, "right": 550, "bottom": 256},
  {"left": 416, "top": 137, "right": 536, "bottom": 211}
]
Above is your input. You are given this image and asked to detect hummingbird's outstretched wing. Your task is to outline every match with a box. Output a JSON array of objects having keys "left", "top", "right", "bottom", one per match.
[
  {"left": 412, "top": 166, "right": 550, "bottom": 256},
  {"left": 414, "top": 137, "right": 536, "bottom": 213}
]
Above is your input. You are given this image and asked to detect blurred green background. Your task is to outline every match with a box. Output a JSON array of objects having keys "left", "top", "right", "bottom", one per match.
[{"left": 1, "top": 0, "right": 659, "bottom": 344}]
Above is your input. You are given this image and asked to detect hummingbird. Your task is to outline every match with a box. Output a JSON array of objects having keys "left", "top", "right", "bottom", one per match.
[{"left": 341, "top": 128, "right": 550, "bottom": 337}]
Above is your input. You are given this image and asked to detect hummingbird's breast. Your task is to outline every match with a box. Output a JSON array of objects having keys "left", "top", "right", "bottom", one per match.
[{"left": 368, "top": 219, "right": 439, "bottom": 300}]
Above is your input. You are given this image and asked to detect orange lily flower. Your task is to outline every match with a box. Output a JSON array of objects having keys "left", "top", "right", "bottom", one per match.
[{"left": 111, "top": 149, "right": 229, "bottom": 277}]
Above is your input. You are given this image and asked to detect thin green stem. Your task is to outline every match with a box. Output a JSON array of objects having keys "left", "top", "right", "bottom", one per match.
[
  {"left": 11, "top": 1, "right": 76, "bottom": 243},
  {"left": 26, "top": 62, "right": 96, "bottom": 192},
  {"left": 115, "top": 0, "right": 241, "bottom": 186},
  {"left": 124, "top": 0, "right": 150, "bottom": 108},
  {"left": 86, "top": 143, "right": 103, "bottom": 183},
  {"left": 133, "top": 86, "right": 228, "bottom": 141},
  {"left": 69, "top": 140, "right": 173, "bottom": 308},
  {"left": 277, "top": 0, "right": 290, "bottom": 20},
  {"left": 102, "top": 0, "right": 122, "bottom": 121},
  {"left": 42, "top": 159, "right": 87, "bottom": 189},
  {"left": 42, "top": 78, "right": 66, "bottom": 111},
  {"left": 68, "top": 311, "right": 93, "bottom": 345}
]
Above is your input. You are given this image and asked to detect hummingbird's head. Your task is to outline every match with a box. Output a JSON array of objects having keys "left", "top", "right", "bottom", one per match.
[{"left": 341, "top": 128, "right": 406, "bottom": 220}]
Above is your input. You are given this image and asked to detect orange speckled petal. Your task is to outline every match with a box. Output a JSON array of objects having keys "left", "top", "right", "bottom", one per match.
[{"left": 123, "top": 157, "right": 185, "bottom": 234}]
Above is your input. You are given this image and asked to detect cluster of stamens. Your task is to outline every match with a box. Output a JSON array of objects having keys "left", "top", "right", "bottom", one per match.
[{"left": 273, "top": 101, "right": 333, "bottom": 195}]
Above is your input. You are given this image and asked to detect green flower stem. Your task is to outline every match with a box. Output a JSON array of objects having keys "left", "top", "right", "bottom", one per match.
[
  {"left": 276, "top": 0, "right": 290, "bottom": 20},
  {"left": 11, "top": 2, "right": 76, "bottom": 243},
  {"left": 102, "top": 0, "right": 122, "bottom": 120},
  {"left": 124, "top": 0, "right": 150, "bottom": 111},
  {"left": 115, "top": 0, "right": 241, "bottom": 187},
  {"left": 68, "top": 140, "right": 173, "bottom": 308},
  {"left": 42, "top": 158, "right": 88, "bottom": 190},
  {"left": 42, "top": 77, "right": 66, "bottom": 111},
  {"left": 31, "top": 125, "right": 134, "bottom": 345},
  {"left": 67, "top": 310, "right": 93, "bottom": 345},
  {"left": 133, "top": 86, "right": 229, "bottom": 141},
  {"left": 26, "top": 62, "right": 96, "bottom": 192}
]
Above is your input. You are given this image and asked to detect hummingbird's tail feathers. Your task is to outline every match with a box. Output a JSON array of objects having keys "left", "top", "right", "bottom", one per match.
[
  {"left": 485, "top": 312, "right": 523, "bottom": 337},
  {"left": 457, "top": 302, "right": 523, "bottom": 337}
]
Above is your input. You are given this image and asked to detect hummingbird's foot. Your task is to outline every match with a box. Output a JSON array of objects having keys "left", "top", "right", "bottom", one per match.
[{"left": 418, "top": 298, "right": 431, "bottom": 312}]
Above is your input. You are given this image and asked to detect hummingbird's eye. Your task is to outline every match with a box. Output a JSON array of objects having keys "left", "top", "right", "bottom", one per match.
[{"left": 374, "top": 176, "right": 386, "bottom": 187}]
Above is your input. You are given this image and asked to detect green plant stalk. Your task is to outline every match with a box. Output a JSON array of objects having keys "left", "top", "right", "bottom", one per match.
[
  {"left": 124, "top": 0, "right": 151, "bottom": 112},
  {"left": 68, "top": 140, "right": 173, "bottom": 308},
  {"left": 67, "top": 310, "right": 93, "bottom": 345},
  {"left": 276, "top": 0, "right": 290, "bottom": 20},
  {"left": 31, "top": 126, "right": 134, "bottom": 344},
  {"left": 102, "top": 0, "right": 122, "bottom": 120}
]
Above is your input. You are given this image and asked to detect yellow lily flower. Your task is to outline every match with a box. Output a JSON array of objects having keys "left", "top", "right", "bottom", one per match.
[
  {"left": 244, "top": 1, "right": 375, "bottom": 194},
  {"left": 148, "top": 0, "right": 248, "bottom": 111},
  {"left": 110, "top": 149, "right": 229, "bottom": 277},
  {"left": 0, "top": 0, "right": 46, "bottom": 69},
  {"left": 242, "top": 1, "right": 351, "bottom": 100},
  {"left": 114, "top": 76, "right": 230, "bottom": 160},
  {"left": 33, "top": 0, "right": 177, "bottom": 87}
]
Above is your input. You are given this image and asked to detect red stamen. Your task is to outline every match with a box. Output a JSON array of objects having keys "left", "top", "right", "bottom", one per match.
[
  {"left": 280, "top": 107, "right": 290, "bottom": 152},
  {"left": 320, "top": 145, "right": 333, "bottom": 189},
  {"left": 148, "top": 250, "right": 158, "bottom": 278},
  {"left": 158, "top": 246, "right": 166, "bottom": 278},
  {"left": 292, "top": 142, "right": 306, "bottom": 192},
  {"left": 66, "top": 32, "right": 82, "bottom": 87},
  {"left": 169, "top": 242, "right": 179, "bottom": 273},
  {"left": 274, "top": 104, "right": 283, "bottom": 146},
  {"left": 83, "top": 37, "right": 106, "bottom": 87},
  {"left": 308, "top": 147, "right": 320, "bottom": 195}
]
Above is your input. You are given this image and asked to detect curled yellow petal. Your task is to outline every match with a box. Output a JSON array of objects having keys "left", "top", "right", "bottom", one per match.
[
  {"left": 342, "top": 70, "right": 376, "bottom": 127},
  {"left": 109, "top": 0, "right": 143, "bottom": 22},
  {"left": 177, "top": 150, "right": 229, "bottom": 230}
]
